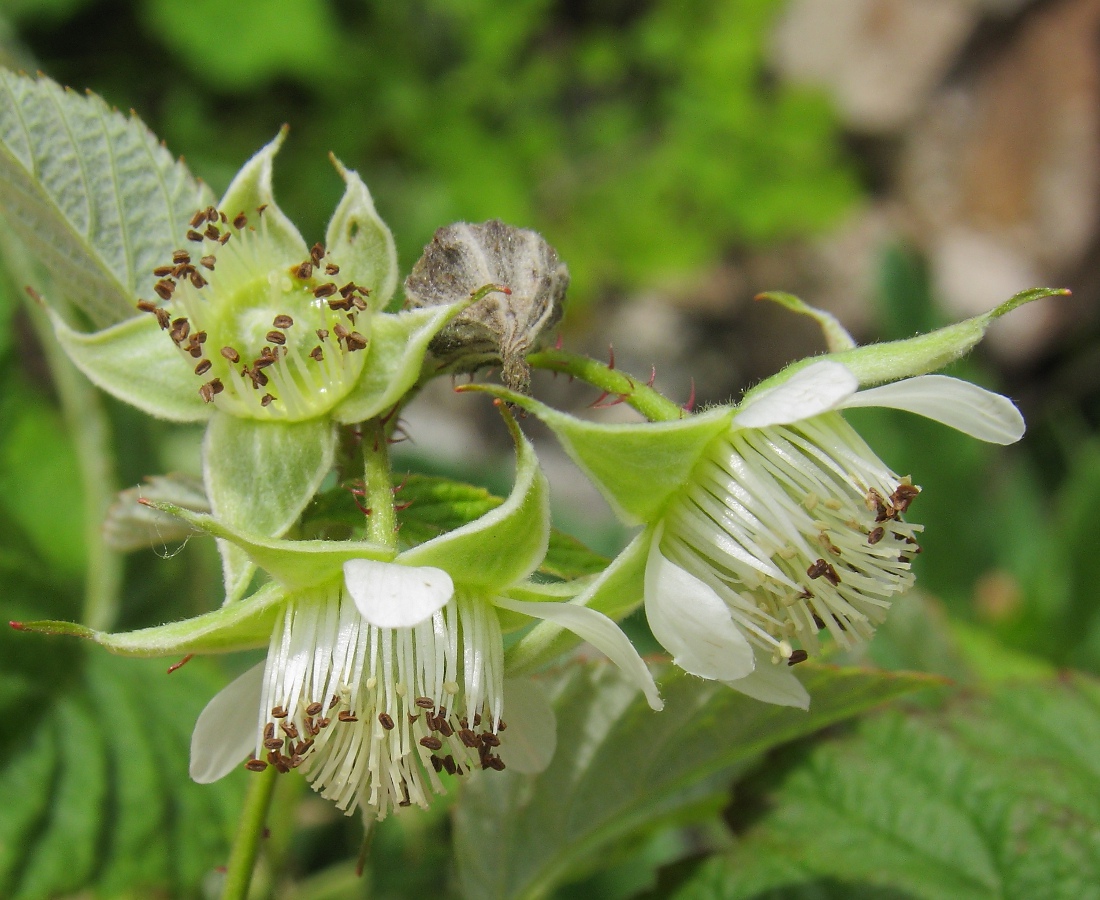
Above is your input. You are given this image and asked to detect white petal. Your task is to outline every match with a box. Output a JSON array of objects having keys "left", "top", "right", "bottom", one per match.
[
  {"left": 735, "top": 361, "right": 858, "bottom": 429},
  {"left": 342, "top": 559, "right": 453, "bottom": 628},
  {"left": 842, "top": 375, "right": 1025, "bottom": 445},
  {"left": 644, "top": 533, "right": 754, "bottom": 683},
  {"left": 496, "top": 677, "right": 557, "bottom": 774},
  {"left": 495, "top": 595, "right": 664, "bottom": 711},
  {"left": 725, "top": 649, "right": 810, "bottom": 709},
  {"left": 189, "top": 661, "right": 265, "bottom": 784}
]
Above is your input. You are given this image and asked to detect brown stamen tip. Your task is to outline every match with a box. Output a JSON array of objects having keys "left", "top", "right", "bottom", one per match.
[
  {"left": 271, "top": 706, "right": 288, "bottom": 718},
  {"left": 244, "top": 759, "right": 269, "bottom": 772},
  {"left": 378, "top": 712, "right": 395, "bottom": 730},
  {"left": 203, "top": 225, "right": 221, "bottom": 242},
  {"left": 345, "top": 331, "right": 368, "bottom": 352},
  {"left": 153, "top": 265, "right": 174, "bottom": 277},
  {"left": 256, "top": 203, "right": 268, "bottom": 215},
  {"left": 205, "top": 206, "right": 219, "bottom": 223},
  {"left": 293, "top": 261, "right": 313, "bottom": 279},
  {"left": 260, "top": 393, "right": 275, "bottom": 406},
  {"left": 218, "top": 232, "right": 232, "bottom": 245},
  {"left": 190, "top": 210, "right": 207, "bottom": 228},
  {"left": 166, "top": 653, "right": 194, "bottom": 674},
  {"left": 194, "top": 359, "right": 212, "bottom": 376},
  {"left": 266, "top": 330, "right": 287, "bottom": 346},
  {"left": 325, "top": 263, "right": 340, "bottom": 275},
  {"left": 154, "top": 280, "right": 175, "bottom": 300},
  {"left": 198, "top": 378, "right": 224, "bottom": 403},
  {"left": 189, "top": 271, "right": 208, "bottom": 289},
  {"left": 273, "top": 314, "right": 293, "bottom": 328},
  {"left": 787, "top": 649, "right": 809, "bottom": 666},
  {"left": 172, "top": 250, "right": 191, "bottom": 265},
  {"left": 233, "top": 212, "right": 248, "bottom": 229},
  {"left": 310, "top": 242, "right": 325, "bottom": 264},
  {"left": 313, "top": 282, "right": 337, "bottom": 298},
  {"left": 309, "top": 346, "right": 324, "bottom": 361},
  {"left": 305, "top": 702, "right": 324, "bottom": 716},
  {"left": 220, "top": 346, "right": 240, "bottom": 364},
  {"left": 200, "top": 255, "right": 216, "bottom": 270},
  {"left": 867, "top": 527, "right": 885, "bottom": 545}
]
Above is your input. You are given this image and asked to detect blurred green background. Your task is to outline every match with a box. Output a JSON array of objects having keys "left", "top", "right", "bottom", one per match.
[{"left": 1, "top": 0, "right": 1099, "bottom": 897}]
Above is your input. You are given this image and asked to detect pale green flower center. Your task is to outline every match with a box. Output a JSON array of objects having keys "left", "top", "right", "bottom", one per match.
[
  {"left": 242, "top": 583, "right": 508, "bottom": 819},
  {"left": 138, "top": 207, "right": 371, "bottom": 422},
  {"left": 662, "top": 411, "right": 922, "bottom": 663}
]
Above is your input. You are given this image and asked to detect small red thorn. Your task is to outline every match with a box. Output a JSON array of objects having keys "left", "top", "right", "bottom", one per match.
[
  {"left": 607, "top": 344, "right": 616, "bottom": 370},
  {"left": 394, "top": 500, "right": 414, "bottom": 512},
  {"left": 493, "top": 397, "right": 503, "bottom": 408},
  {"left": 752, "top": 292, "right": 768, "bottom": 302},
  {"left": 501, "top": 285, "right": 512, "bottom": 295},
  {"left": 588, "top": 390, "right": 611, "bottom": 408},
  {"left": 167, "top": 653, "right": 194, "bottom": 674},
  {"left": 136, "top": 497, "right": 154, "bottom": 507},
  {"left": 646, "top": 366, "right": 657, "bottom": 388},
  {"left": 392, "top": 474, "right": 409, "bottom": 494},
  {"left": 9, "top": 621, "right": 25, "bottom": 631},
  {"left": 683, "top": 378, "right": 696, "bottom": 413},
  {"left": 24, "top": 285, "right": 44, "bottom": 306},
  {"left": 378, "top": 404, "right": 400, "bottom": 427},
  {"left": 592, "top": 393, "right": 630, "bottom": 408},
  {"left": 553, "top": 333, "right": 563, "bottom": 350}
]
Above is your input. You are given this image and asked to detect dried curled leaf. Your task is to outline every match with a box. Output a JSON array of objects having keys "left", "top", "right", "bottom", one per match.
[{"left": 403, "top": 220, "right": 568, "bottom": 393}]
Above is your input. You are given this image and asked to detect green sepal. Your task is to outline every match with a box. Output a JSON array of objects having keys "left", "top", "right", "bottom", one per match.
[
  {"left": 48, "top": 308, "right": 210, "bottom": 422},
  {"left": 325, "top": 157, "right": 398, "bottom": 312},
  {"left": 202, "top": 414, "right": 336, "bottom": 599},
  {"left": 746, "top": 287, "right": 1069, "bottom": 402},
  {"left": 504, "top": 530, "right": 649, "bottom": 676},
  {"left": 217, "top": 127, "right": 308, "bottom": 262},
  {"left": 143, "top": 500, "right": 394, "bottom": 590},
  {"left": 756, "top": 291, "right": 857, "bottom": 351},
  {"left": 19, "top": 580, "right": 287, "bottom": 657},
  {"left": 461, "top": 384, "right": 731, "bottom": 526},
  {"left": 332, "top": 301, "right": 474, "bottom": 424},
  {"left": 399, "top": 406, "right": 550, "bottom": 590}
]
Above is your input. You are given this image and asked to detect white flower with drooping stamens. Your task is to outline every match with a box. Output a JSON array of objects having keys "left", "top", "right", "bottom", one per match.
[
  {"left": 482, "top": 290, "right": 1048, "bottom": 708},
  {"left": 191, "top": 565, "right": 561, "bottom": 819},
  {"left": 35, "top": 407, "right": 661, "bottom": 820}
]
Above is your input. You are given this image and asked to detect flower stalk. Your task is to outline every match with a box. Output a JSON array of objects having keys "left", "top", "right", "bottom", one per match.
[
  {"left": 527, "top": 348, "right": 685, "bottom": 421},
  {"left": 220, "top": 762, "right": 277, "bottom": 900}
]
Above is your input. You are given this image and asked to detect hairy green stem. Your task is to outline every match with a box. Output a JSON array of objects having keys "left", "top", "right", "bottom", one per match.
[
  {"left": 363, "top": 419, "right": 397, "bottom": 551},
  {"left": 527, "top": 349, "right": 685, "bottom": 422},
  {"left": 221, "top": 764, "right": 277, "bottom": 900},
  {"left": 22, "top": 295, "right": 123, "bottom": 631}
]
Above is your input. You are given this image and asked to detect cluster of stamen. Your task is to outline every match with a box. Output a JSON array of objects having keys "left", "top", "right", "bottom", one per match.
[
  {"left": 241, "top": 584, "right": 509, "bottom": 818},
  {"left": 136, "top": 206, "right": 373, "bottom": 420},
  {"left": 662, "top": 411, "right": 923, "bottom": 665}
]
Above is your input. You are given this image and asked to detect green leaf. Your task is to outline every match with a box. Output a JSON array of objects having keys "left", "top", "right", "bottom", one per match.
[
  {"left": 0, "top": 651, "right": 243, "bottom": 898},
  {"left": 325, "top": 156, "right": 398, "bottom": 312},
  {"left": 674, "top": 675, "right": 1100, "bottom": 900},
  {"left": 203, "top": 412, "right": 336, "bottom": 600},
  {"left": 332, "top": 303, "right": 471, "bottom": 424},
  {"left": 452, "top": 662, "right": 936, "bottom": 900},
  {"left": 0, "top": 382, "right": 86, "bottom": 577},
  {"left": 0, "top": 70, "right": 211, "bottom": 328},
  {"left": 48, "top": 307, "right": 209, "bottom": 422}
]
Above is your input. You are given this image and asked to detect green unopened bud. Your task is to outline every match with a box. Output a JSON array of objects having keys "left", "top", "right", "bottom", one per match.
[{"left": 404, "top": 220, "right": 568, "bottom": 394}]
